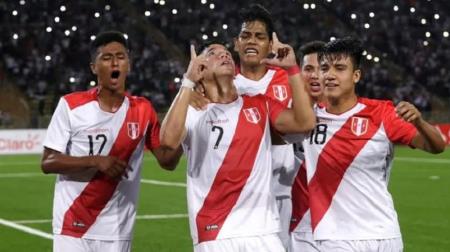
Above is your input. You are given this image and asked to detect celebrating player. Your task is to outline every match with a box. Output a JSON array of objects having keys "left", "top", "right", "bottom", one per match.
[
  {"left": 159, "top": 38, "right": 314, "bottom": 251},
  {"left": 289, "top": 40, "right": 326, "bottom": 252},
  {"left": 304, "top": 37, "right": 445, "bottom": 251},
  {"left": 41, "top": 31, "right": 181, "bottom": 252}
]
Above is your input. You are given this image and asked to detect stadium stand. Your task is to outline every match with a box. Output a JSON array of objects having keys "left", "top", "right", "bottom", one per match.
[{"left": 0, "top": 0, "right": 449, "bottom": 128}]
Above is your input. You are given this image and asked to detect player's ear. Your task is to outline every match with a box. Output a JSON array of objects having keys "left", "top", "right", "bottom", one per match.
[
  {"left": 233, "top": 37, "right": 239, "bottom": 53},
  {"left": 90, "top": 62, "right": 97, "bottom": 75},
  {"left": 353, "top": 69, "right": 361, "bottom": 84}
]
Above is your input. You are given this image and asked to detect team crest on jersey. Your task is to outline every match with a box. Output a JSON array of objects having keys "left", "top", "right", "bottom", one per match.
[
  {"left": 243, "top": 107, "right": 261, "bottom": 124},
  {"left": 272, "top": 85, "right": 288, "bottom": 102},
  {"left": 351, "top": 117, "right": 369, "bottom": 136},
  {"left": 127, "top": 122, "right": 139, "bottom": 140}
]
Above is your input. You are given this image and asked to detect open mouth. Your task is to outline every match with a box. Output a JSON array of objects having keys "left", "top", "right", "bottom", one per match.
[
  {"left": 244, "top": 48, "right": 258, "bottom": 56},
  {"left": 111, "top": 70, "right": 120, "bottom": 79}
]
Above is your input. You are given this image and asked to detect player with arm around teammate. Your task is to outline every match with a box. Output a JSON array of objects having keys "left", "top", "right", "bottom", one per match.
[
  {"left": 304, "top": 37, "right": 445, "bottom": 252},
  {"left": 41, "top": 31, "right": 182, "bottom": 252},
  {"left": 159, "top": 38, "right": 315, "bottom": 252}
]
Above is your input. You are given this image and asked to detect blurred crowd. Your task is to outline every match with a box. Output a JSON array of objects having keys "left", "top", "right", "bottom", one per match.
[{"left": 1, "top": 0, "right": 449, "bottom": 122}]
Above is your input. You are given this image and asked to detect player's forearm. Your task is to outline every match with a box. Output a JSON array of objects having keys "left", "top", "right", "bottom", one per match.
[
  {"left": 41, "top": 151, "right": 97, "bottom": 174},
  {"left": 413, "top": 119, "right": 446, "bottom": 153},
  {"left": 289, "top": 73, "right": 316, "bottom": 131},
  {"left": 160, "top": 87, "right": 191, "bottom": 149}
]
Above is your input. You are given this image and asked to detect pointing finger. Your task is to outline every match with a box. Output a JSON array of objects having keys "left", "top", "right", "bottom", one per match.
[
  {"left": 272, "top": 32, "right": 279, "bottom": 44},
  {"left": 190, "top": 44, "right": 197, "bottom": 59}
]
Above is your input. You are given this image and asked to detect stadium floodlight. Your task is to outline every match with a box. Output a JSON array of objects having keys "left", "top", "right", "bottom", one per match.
[
  {"left": 124, "top": 34, "right": 129, "bottom": 39},
  {"left": 105, "top": 5, "right": 111, "bottom": 11},
  {"left": 421, "top": 18, "right": 427, "bottom": 25},
  {"left": 366, "top": 54, "right": 373, "bottom": 60},
  {"left": 45, "top": 55, "right": 51, "bottom": 61},
  {"left": 46, "top": 26, "right": 52, "bottom": 33},
  {"left": 330, "top": 36, "right": 336, "bottom": 41},
  {"left": 423, "top": 41, "right": 429, "bottom": 46},
  {"left": 444, "top": 31, "right": 449, "bottom": 38},
  {"left": 351, "top": 13, "right": 357, "bottom": 19},
  {"left": 303, "top": 3, "right": 310, "bottom": 10},
  {"left": 410, "top": 7, "right": 415, "bottom": 13},
  {"left": 60, "top": 5, "right": 66, "bottom": 12},
  {"left": 434, "top": 14, "right": 440, "bottom": 20},
  {"left": 90, "top": 81, "right": 96, "bottom": 86},
  {"left": 362, "top": 50, "right": 367, "bottom": 56},
  {"left": 12, "top": 10, "right": 18, "bottom": 16},
  {"left": 145, "top": 10, "right": 151, "bottom": 16},
  {"left": 201, "top": 0, "right": 207, "bottom": 4},
  {"left": 172, "top": 9, "right": 177, "bottom": 15},
  {"left": 222, "top": 24, "right": 228, "bottom": 30},
  {"left": 374, "top": 57, "right": 380, "bottom": 63},
  {"left": 202, "top": 34, "right": 208, "bottom": 40},
  {"left": 326, "top": 0, "right": 332, "bottom": 2},
  {"left": 425, "top": 31, "right": 431, "bottom": 38},
  {"left": 160, "top": 0, "right": 166, "bottom": 5},
  {"left": 54, "top": 16, "right": 60, "bottom": 23},
  {"left": 212, "top": 31, "right": 218, "bottom": 37},
  {"left": 69, "top": 77, "right": 75, "bottom": 83},
  {"left": 64, "top": 30, "right": 70, "bottom": 36},
  {"left": 20, "top": 0, "right": 26, "bottom": 5},
  {"left": 209, "top": 3, "right": 215, "bottom": 9},
  {"left": 369, "top": 12, "right": 375, "bottom": 18},
  {"left": 364, "top": 23, "right": 370, "bottom": 29},
  {"left": 71, "top": 26, "right": 77, "bottom": 31},
  {"left": 174, "top": 77, "right": 180, "bottom": 83},
  {"left": 90, "top": 35, "right": 96, "bottom": 41},
  {"left": 311, "top": 3, "right": 316, "bottom": 9},
  {"left": 13, "top": 33, "right": 19, "bottom": 40},
  {"left": 94, "top": 12, "right": 100, "bottom": 18},
  {"left": 154, "top": 0, "right": 159, "bottom": 4},
  {"left": 393, "top": 5, "right": 399, "bottom": 12}
]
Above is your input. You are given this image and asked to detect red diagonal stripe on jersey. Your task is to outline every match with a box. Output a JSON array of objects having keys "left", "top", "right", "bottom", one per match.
[
  {"left": 309, "top": 106, "right": 382, "bottom": 231},
  {"left": 196, "top": 96, "right": 268, "bottom": 243},
  {"left": 289, "top": 162, "right": 309, "bottom": 232},
  {"left": 61, "top": 98, "right": 146, "bottom": 238}
]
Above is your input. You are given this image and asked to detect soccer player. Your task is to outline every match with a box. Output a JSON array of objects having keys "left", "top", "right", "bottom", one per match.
[
  {"left": 289, "top": 40, "right": 326, "bottom": 252},
  {"left": 232, "top": 4, "right": 297, "bottom": 248},
  {"left": 41, "top": 31, "right": 181, "bottom": 252},
  {"left": 159, "top": 37, "right": 315, "bottom": 251},
  {"left": 304, "top": 37, "right": 445, "bottom": 251}
]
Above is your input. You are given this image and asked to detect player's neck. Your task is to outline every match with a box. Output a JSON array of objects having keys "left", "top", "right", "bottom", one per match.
[
  {"left": 239, "top": 63, "right": 268, "bottom": 81},
  {"left": 97, "top": 86, "right": 125, "bottom": 113},
  {"left": 326, "top": 94, "right": 358, "bottom": 115},
  {"left": 204, "top": 77, "right": 238, "bottom": 104}
]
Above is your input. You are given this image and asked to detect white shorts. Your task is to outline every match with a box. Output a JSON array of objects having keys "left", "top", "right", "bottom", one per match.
[
  {"left": 276, "top": 195, "right": 292, "bottom": 249},
  {"left": 194, "top": 233, "right": 286, "bottom": 252},
  {"left": 317, "top": 238, "right": 403, "bottom": 252},
  {"left": 289, "top": 232, "right": 320, "bottom": 252},
  {"left": 53, "top": 234, "right": 131, "bottom": 252}
]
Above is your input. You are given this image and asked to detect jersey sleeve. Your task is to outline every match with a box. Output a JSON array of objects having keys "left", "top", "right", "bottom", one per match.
[
  {"left": 382, "top": 101, "right": 417, "bottom": 145},
  {"left": 145, "top": 102, "right": 162, "bottom": 150},
  {"left": 43, "top": 98, "right": 71, "bottom": 153},
  {"left": 266, "top": 96, "right": 286, "bottom": 126}
]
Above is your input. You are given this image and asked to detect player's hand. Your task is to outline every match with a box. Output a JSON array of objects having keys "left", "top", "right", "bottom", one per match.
[
  {"left": 190, "top": 86, "right": 210, "bottom": 110},
  {"left": 260, "top": 33, "right": 297, "bottom": 69},
  {"left": 94, "top": 156, "right": 129, "bottom": 180},
  {"left": 395, "top": 101, "right": 423, "bottom": 126},
  {"left": 184, "top": 44, "right": 207, "bottom": 84}
]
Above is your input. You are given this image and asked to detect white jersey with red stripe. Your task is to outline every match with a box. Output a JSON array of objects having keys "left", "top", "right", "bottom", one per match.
[
  {"left": 43, "top": 88, "right": 161, "bottom": 240},
  {"left": 303, "top": 98, "right": 417, "bottom": 240},
  {"left": 182, "top": 94, "right": 285, "bottom": 245},
  {"left": 234, "top": 67, "right": 296, "bottom": 197}
]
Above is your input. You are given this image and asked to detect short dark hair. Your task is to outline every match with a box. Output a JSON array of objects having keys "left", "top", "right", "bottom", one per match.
[
  {"left": 199, "top": 39, "right": 230, "bottom": 54},
  {"left": 238, "top": 4, "right": 274, "bottom": 40},
  {"left": 318, "top": 37, "right": 363, "bottom": 70},
  {"left": 298, "top": 41, "right": 326, "bottom": 66},
  {"left": 90, "top": 30, "right": 129, "bottom": 61}
]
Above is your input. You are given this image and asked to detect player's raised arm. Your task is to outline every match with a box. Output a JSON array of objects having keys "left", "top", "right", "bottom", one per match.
[
  {"left": 261, "top": 33, "right": 316, "bottom": 133},
  {"left": 160, "top": 45, "right": 207, "bottom": 150},
  {"left": 396, "top": 101, "right": 446, "bottom": 153}
]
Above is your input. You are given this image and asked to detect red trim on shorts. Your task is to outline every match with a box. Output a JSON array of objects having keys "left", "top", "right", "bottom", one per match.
[{"left": 290, "top": 162, "right": 309, "bottom": 232}]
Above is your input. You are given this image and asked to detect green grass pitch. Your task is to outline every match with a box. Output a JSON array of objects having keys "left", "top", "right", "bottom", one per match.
[{"left": 0, "top": 146, "right": 449, "bottom": 251}]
